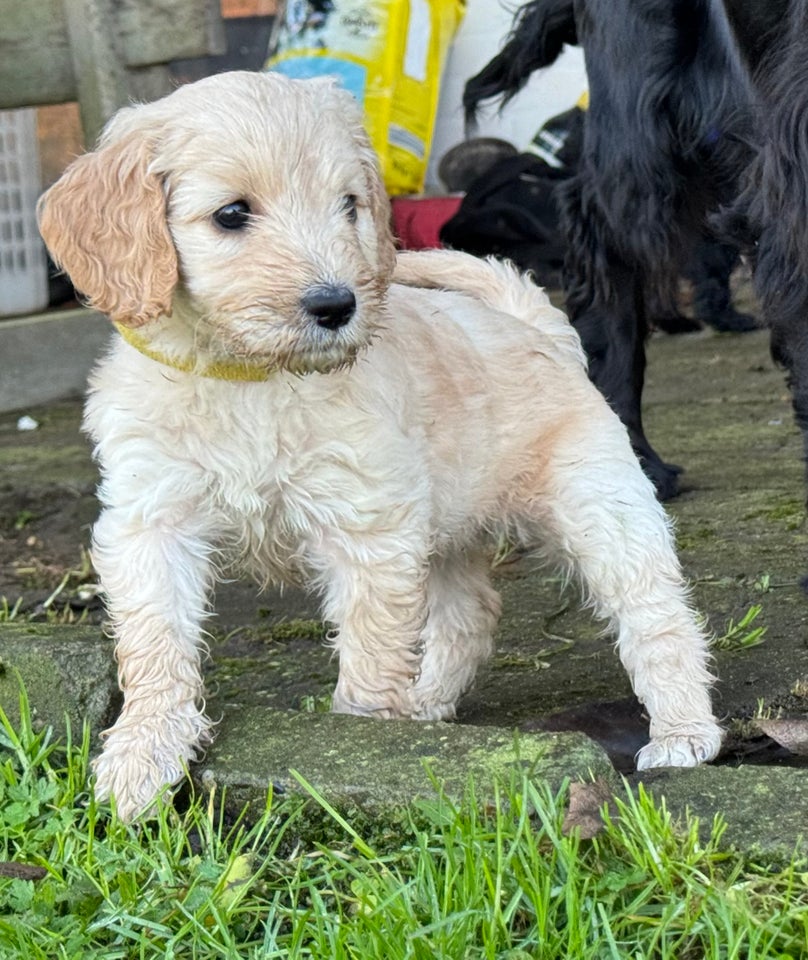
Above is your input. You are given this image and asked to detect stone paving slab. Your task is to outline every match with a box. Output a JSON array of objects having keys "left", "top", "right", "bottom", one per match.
[
  {"left": 194, "top": 705, "right": 614, "bottom": 822},
  {"left": 0, "top": 623, "right": 119, "bottom": 740},
  {"left": 632, "top": 766, "right": 808, "bottom": 862}
]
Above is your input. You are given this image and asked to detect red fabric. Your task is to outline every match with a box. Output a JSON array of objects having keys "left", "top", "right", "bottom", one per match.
[{"left": 390, "top": 195, "right": 463, "bottom": 251}]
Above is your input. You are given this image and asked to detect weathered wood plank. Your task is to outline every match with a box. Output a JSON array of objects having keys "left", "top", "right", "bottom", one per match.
[
  {"left": 117, "top": 0, "right": 226, "bottom": 68},
  {"left": 62, "top": 0, "right": 129, "bottom": 142},
  {"left": 0, "top": 0, "right": 225, "bottom": 116},
  {"left": 0, "top": 0, "right": 75, "bottom": 108}
]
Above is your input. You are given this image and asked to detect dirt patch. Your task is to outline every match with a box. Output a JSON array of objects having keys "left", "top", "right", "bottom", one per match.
[{"left": 0, "top": 402, "right": 98, "bottom": 614}]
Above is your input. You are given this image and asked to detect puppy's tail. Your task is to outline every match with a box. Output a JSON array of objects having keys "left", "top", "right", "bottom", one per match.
[
  {"left": 463, "top": 0, "right": 577, "bottom": 129},
  {"left": 393, "top": 249, "right": 587, "bottom": 370}
]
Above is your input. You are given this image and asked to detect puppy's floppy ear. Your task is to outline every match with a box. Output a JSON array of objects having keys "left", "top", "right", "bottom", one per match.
[{"left": 37, "top": 132, "right": 177, "bottom": 327}]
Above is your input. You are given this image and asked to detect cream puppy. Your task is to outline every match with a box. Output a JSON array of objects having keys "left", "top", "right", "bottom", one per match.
[{"left": 38, "top": 71, "right": 721, "bottom": 821}]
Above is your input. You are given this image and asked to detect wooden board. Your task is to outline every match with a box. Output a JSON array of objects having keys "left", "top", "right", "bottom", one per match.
[{"left": 0, "top": 0, "right": 225, "bottom": 109}]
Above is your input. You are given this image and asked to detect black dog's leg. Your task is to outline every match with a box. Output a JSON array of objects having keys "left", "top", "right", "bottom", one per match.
[
  {"left": 647, "top": 293, "right": 702, "bottom": 336},
  {"left": 689, "top": 238, "right": 757, "bottom": 333},
  {"left": 762, "top": 320, "right": 808, "bottom": 585},
  {"left": 571, "top": 263, "right": 682, "bottom": 500},
  {"left": 769, "top": 306, "right": 808, "bottom": 531},
  {"left": 561, "top": 163, "right": 684, "bottom": 499},
  {"left": 745, "top": 0, "right": 808, "bottom": 525}
]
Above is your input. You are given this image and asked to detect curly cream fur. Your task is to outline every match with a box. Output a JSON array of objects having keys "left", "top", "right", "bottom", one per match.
[{"left": 38, "top": 71, "right": 721, "bottom": 822}]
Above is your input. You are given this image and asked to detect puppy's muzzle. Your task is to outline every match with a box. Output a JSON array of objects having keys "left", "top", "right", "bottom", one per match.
[{"left": 301, "top": 284, "right": 357, "bottom": 330}]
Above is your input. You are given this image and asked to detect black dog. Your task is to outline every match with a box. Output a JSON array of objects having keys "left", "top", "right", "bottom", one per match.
[
  {"left": 440, "top": 106, "right": 755, "bottom": 336},
  {"left": 464, "top": 0, "right": 802, "bottom": 500}
]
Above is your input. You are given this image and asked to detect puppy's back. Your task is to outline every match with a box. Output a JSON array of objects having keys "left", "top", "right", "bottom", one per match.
[{"left": 392, "top": 249, "right": 585, "bottom": 372}]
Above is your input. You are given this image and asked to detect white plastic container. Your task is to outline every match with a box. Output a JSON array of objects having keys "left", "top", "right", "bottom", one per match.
[
  {"left": 0, "top": 108, "right": 49, "bottom": 317},
  {"left": 425, "top": 7, "right": 587, "bottom": 189}
]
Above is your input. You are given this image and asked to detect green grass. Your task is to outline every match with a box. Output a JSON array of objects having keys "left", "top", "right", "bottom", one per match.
[
  {"left": 1, "top": 688, "right": 807, "bottom": 959},
  {"left": 712, "top": 604, "right": 768, "bottom": 651}
]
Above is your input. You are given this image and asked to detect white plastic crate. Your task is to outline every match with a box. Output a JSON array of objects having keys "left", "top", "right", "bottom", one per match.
[{"left": 0, "top": 108, "right": 48, "bottom": 316}]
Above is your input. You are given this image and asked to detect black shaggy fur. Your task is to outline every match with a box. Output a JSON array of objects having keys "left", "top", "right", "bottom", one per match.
[{"left": 465, "top": 0, "right": 808, "bottom": 500}]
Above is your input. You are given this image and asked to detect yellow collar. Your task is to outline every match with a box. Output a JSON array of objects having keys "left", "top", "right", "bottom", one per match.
[{"left": 115, "top": 323, "right": 273, "bottom": 382}]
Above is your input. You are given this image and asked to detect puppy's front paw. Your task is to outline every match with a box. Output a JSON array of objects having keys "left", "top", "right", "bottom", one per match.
[
  {"left": 93, "top": 714, "right": 210, "bottom": 821},
  {"left": 411, "top": 697, "right": 457, "bottom": 721},
  {"left": 635, "top": 723, "right": 722, "bottom": 770},
  {"left": 94, "top": 749, "right": 177, "bottom": 823},
  {"left": 332, "top": 676, "right": 416, "bottom": 718}
]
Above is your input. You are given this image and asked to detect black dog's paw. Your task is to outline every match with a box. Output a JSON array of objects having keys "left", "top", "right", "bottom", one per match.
[
  {"left": 640, "top": 455, "right": 683, "bottom": 500},
  {"left": 704, "top": 308, "right": 758, "bottom": 333},
  {"left": 651, "top": 311, "right": 703, "bottom": 335}
]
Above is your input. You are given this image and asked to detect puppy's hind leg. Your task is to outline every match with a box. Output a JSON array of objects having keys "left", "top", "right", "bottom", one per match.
[
  {"left": 518, "top": 403, "right": 722, "bottom": 768},
  {"left": 314, "top": 527, "right": 431, "bottom": 719},
  {"left": 412, "top": 551, "right": 501, "bottom": 720}
]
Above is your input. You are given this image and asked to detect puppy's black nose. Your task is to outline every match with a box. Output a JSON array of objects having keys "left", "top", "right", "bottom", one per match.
[{"left": 301, "top": 285, "right": 356, "bottom": 330}]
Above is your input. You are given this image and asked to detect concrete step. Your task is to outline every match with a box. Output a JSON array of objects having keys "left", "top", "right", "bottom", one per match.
[{"left": 0, "top": 307, "right": 109, "bottom": 414}]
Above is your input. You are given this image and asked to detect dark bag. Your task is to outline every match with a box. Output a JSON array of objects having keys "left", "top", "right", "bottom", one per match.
[
  {"left": 439, "top": 106, "right": 584, "bottom": 285},
  {"left": 439, "top": 154, "right": 569, "bottom": 285}
]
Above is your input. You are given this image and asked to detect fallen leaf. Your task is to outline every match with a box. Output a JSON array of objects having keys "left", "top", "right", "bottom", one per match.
[
  {"left": 218, "top": 853, "right": 254, "bottom": 908},
  {"left": 562, "top": 779, "right": 614, "bottom": 839},
  {"left": 0, "top": 862, "right": 48, "bottom": 881},
  {"left": 757, "top": 719, "right": 808, "bottom": 756}
]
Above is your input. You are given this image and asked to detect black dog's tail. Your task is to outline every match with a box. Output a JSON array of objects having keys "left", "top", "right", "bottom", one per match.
[{"left": 463, "top": 0, "right": 577, "bottom": 127}]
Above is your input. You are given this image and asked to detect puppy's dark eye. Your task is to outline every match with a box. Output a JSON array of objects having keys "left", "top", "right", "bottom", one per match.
[
  {"left": 342, "top": 194, "right": 358, "bottom": 224},
  {"left": 213, "top": 201, "right": 251, "bottom": 230}
]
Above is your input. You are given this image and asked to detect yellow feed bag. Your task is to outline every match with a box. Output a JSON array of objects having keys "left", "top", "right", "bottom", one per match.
[{"left": 266, "top": 0, "right": 465, "bottom": 195}]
